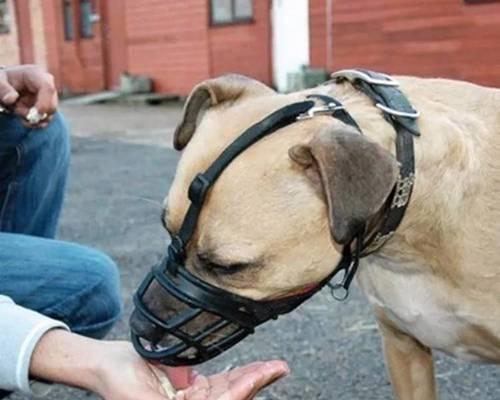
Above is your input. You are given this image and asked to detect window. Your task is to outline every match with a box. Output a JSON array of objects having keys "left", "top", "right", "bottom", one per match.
[
  {"left": 210, "top": 0, "right": 253, "bottom": 25},
  {"left": 0, "top": 0, "right": 11, "bottom": 34},
  {"left": 63, "top": 0, "right": 74, "bottom": 40},
  {"left": 79, "top": 0, "right": 94, "bottom": 38},
  {"left": 63, "top": 0, "right": 97, "bottom": 40}
]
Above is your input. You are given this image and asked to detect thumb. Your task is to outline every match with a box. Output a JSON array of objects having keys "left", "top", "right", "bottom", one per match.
[{"left": 0, "top": 70, "right": 19, "bottom": 106}]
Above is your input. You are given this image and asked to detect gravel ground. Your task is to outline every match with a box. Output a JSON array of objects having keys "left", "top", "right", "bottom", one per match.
[{"left": 10, "top": 103, "right": 499, "bottom": 399}]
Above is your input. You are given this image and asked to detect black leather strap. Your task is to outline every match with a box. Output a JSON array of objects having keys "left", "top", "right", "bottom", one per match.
[
  {"left": 306, "top": 94, "right": 362, "bottom": 131},
  {"left": 340, "top": 69, "right": 419, "bottom": 255},
  {"left": 175, "top": 100, "right": 315, "bottom": 248}
]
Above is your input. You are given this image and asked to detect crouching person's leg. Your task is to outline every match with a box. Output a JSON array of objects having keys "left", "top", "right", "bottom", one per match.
[
  {"left": 0, "top": 233, "right": 122, "bottom": 338},
  {"left": 0, "top": 112, "right": 70, "bottom": 238}
]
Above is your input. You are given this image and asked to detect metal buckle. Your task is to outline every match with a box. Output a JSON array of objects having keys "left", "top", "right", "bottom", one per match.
[
  {"left": 297, "top": 103, "right": 345, "bottom": 121},
  {"left": 375, "top": 103, "right": 420, "bottom": 119},
  {"left": 331, "top": 69, "right": 400, "bottom": 87}
]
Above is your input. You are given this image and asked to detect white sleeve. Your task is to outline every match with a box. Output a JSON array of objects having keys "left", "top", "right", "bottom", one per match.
[{"left": 0, "top": 295, "right": 69, "bottom": 396}]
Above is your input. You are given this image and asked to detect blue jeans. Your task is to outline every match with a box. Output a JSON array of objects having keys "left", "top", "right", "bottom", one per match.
[{"left": 0, "top": 113, "right": 122, "bottom": 339}]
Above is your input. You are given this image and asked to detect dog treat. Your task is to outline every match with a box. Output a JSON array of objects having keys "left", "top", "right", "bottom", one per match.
[
  {"left": 160, "top": 375, "right": 177, "bottom": 399},
  {"left": 151, "top": 365, "right": 177, "bottom": 399}
]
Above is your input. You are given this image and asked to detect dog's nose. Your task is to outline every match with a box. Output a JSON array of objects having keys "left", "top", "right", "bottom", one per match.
[{"left": 130, "top": 309, "right": 164, "bottom": 343}]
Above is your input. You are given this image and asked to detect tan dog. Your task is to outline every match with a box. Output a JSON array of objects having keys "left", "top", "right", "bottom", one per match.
[{"left": 144, "top": 74, "right": 500, "bottom": 399}]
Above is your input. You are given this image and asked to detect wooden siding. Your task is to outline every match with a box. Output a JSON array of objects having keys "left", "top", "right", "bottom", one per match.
[
  {"left": 309, "top": 0, "right": 327, "bottom": 69},
  {"left": 124, "top": 0, "right": 211, "bottom": 95},
  {"left": 39, "top": 0, "right": 273, "bottom": 95},
  {"left": 208, "top": 0, "right": 272, "bottom": 85},
  {"left": 310, "top": 0, "right": 500, "bottom": 87}
]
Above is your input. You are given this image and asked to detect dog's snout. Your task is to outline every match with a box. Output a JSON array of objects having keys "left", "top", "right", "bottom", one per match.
[{"left": 130, "top": 309, "right": 163, "bottom": 343}]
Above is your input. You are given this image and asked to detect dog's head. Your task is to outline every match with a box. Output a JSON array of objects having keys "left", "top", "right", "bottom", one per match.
[{"left": 131, "top": 74, "right": 398, "bottom": 347}]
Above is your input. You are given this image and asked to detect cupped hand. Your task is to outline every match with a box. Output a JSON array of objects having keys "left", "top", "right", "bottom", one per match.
[
  {"left": 94, "top": 341, "right": 289, "bottom": 400},
  {"left": 0, "top": 64, "right": 58, "bottom": 127},
  {"left": 164, "top": 360, "right": 289, "bottom": 400}
]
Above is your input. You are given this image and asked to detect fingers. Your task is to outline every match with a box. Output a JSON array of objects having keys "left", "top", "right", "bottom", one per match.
[
  {"left": 218, "top": 361, "right": 290, "bottom": 400},
  {"left": 0, "top": 69, "right": 19, "bottom": 106},
  {"left": 180, "top": 361, "right": 289, "bottom": 400},
  {"left": 22, "top": 66, "right": 58, "bottom": 116},
  {"left": 33, "top": 72, "right": 58, "bottom": 115},
  {"left": 5, "top": 65, "right": 58, "bottom": 117}
]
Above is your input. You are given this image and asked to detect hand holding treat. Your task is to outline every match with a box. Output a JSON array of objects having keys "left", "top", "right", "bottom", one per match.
[
  {"left": 0, "top": 65, "right": 58, "bottom": 128},
  {"left": 154, "top": 361, "right": 289, "bottom": 400},
  {"left": 95, "top": 341, "right": 289, "bottom": 400},
  {"left": 29, "top": 330, "right": 288, "bottom": 400}
]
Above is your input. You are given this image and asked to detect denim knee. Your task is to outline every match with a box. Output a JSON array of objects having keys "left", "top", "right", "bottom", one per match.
[
  {"left": 30, "top": 112, "right": 70, "bottom": 178},
  {"left": 51, "top": 248, "right": 123, "bottom": 339},
  {"left": 0, "top": 113, "right": 71, "bottom": 237},
  {"left": 79, "top": 251, "right": 122, "bottom": 338},
  {"left": 49, "top": 112, "right": 70, "bottom": 170}
]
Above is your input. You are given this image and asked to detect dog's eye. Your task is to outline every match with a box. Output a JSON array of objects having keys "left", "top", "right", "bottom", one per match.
[{"left": 196, "top": 253, "right": 250, "bottom": 276}]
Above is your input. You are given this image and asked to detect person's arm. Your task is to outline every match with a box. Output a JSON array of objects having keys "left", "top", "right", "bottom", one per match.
[
  {"left": 0, "top": 295, "right": 69, "bottom": 395},
  {"left": 28, "top": 330, "right": 175, "bottom": 399}
]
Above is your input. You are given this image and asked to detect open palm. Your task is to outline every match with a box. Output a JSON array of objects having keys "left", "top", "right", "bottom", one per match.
[
  {"left": 166, "top": 361, "right": 289, "bottom": 400},
  {"left": 95, "top": 341, "right": 288, "bottom": 400}
]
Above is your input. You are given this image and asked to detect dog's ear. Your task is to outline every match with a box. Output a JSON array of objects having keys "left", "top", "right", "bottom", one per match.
[
  {"left": 289, "top": 126, "right": 399, "bottom": 245},
  {"left": 174, "top": 74, "right": 275, "bottom": 150}
]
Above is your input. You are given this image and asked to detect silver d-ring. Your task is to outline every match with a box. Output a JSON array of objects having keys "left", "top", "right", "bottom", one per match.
[{"left": 329, "top": 283, "right": 350, "bottom": 302}]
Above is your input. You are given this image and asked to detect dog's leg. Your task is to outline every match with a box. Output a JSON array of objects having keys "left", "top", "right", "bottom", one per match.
[{"left": 376, "top": 312, "right": 437, "bottom": 400}]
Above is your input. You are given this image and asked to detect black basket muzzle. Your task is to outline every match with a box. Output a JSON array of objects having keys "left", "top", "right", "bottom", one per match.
[
  {"left": 131, "top": 243, "right": 326, "bottom": 365},
  {"left": 130, "top": 98, "right": 362, "bottom": 366}
]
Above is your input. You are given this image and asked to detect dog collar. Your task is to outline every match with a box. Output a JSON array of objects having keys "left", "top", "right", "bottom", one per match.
[
  {"left": 326, "top": 69, "right": 420, "bottom": 300},
  {"left": 131, "top": 69, "right": 420, "bottom": 365}
]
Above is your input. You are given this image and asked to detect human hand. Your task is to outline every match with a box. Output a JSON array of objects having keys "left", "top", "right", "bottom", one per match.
[
  {"left": 165, "top": 361, "right": 289, "bottom": 400},
  {"left": 94, "top": 341, "right": 289, "bottom": 400},
  {"left": 0, "top": 64, "right": 58, "bottom": 127}
]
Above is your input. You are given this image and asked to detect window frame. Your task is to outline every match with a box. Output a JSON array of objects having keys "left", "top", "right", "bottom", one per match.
[
  {"left": 209, "top": 0, "right": 254, "bottom": 27},
  {"left": 79, "top": 0, "right": 94, "bottom": 39},
  {"left": 0, "top": 0, "right": 11, "bottom": 35},
  {"left": 62, "top": 0, "right": 74, "bottom": 41},
  {"left": 464, "top": 0, "right": 500, "bottom": 4}
]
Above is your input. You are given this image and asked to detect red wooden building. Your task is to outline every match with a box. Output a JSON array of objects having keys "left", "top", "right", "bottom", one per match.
[{"left": 1, "top": 0, "right": 500, "bottom": 95}]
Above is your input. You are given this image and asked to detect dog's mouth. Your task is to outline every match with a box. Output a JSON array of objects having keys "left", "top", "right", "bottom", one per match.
[
  {"left": 130, "top": 285, "right": 244, "bottom": 363},
  {"left": 131, "top": 315, "right": 243, "bottom": 362}
]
